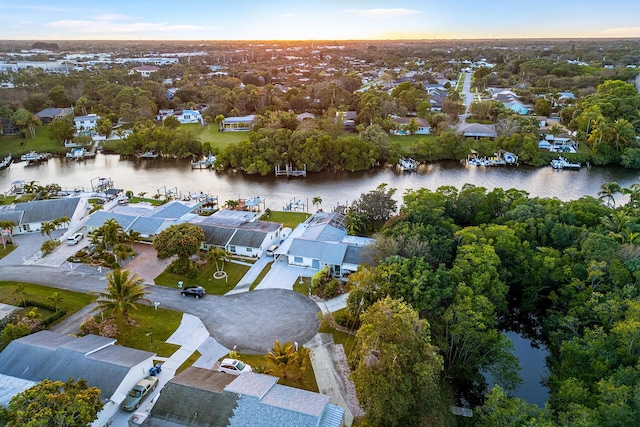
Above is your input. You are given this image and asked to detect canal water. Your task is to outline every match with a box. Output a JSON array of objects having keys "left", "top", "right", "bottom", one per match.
[{"left": 1, "top": 155, "right": 639, "bottom": 210}]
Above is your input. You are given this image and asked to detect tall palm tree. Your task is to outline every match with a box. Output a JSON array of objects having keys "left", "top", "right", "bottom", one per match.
[
  {"left": 598, "top": 182, "right": 621, "bottom": 208},
  {"left": 47, "top": 291, "right": 64, "bottom": 311},
  {"left": 96, "top": 269, "right": 149, "bottom": 324},
  {"left": 209, "top": 247, "right": 228, "bottom": 273},
  {"left": 40, "top": 221, "right": 56, "bottom": 240},
  {"left": 622, "top": 183, "right": 640, "bottom": 209},
  {"left": 13, "top": 283, "right": 27, "bottom": 306},
  {"left": 267, "top": 340, "right": 298, "bottom": 379}
]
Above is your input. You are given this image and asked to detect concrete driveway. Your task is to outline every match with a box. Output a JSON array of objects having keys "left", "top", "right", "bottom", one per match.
[{"left": 0, "top": 265, "right": 320, "bottom": 354}]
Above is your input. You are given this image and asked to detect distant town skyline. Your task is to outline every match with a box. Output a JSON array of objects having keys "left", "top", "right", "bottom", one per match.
[{"left": 1, "top": 1, "right": 639, "bottom": 41}]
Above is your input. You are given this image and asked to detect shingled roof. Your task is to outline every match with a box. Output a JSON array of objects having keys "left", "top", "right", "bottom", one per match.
[{"left": 0, "top": 331, "right": 154, "bottom": 400}]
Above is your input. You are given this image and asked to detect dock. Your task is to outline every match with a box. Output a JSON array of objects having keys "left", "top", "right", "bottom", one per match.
[{"left": 275, "top": 164, "right": 306, "bottom": 177}]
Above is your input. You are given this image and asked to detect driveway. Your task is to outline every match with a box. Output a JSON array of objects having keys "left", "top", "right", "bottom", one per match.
[{"left": 0, "top": 265, "right": 320, "bottom": 354}]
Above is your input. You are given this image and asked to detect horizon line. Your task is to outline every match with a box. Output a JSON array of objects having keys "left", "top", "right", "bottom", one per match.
[{"left": 3, "top": 37, "right": 640, "bottom": 43}]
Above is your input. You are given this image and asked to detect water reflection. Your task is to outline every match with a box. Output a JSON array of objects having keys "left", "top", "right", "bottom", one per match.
[{"left": 1, "top": 155, "right": 639, "bottom": 210}]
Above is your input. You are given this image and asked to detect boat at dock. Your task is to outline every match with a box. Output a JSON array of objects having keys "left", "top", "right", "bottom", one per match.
[
  {"left": 20, "top": 151, "right": 50, "bottom": 164},
  {"left": 190, "top": 153, "right": 217, "bottom": 169},
  {"left": 137, "top": 151, "right": 159, "bottom": 159},
  {"left": 550, "top": 156, "right": 581, "bottom": 170},
  {"left": 66, "top": 147, "right": 86, "bottom": 160},
  {"left": 0, "top": 153, "right": 12, "bottom": 170},
  {"left": 398, "top": 158, "right": 418, "bottom": 172}
]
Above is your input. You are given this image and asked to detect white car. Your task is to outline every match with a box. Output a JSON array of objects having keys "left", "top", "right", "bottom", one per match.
[
  {"left": 66, "top": 233, "right": 84, "bottom": 246},
  {"left": 217, "top": 358, "right": 252, "bottom": 375}
]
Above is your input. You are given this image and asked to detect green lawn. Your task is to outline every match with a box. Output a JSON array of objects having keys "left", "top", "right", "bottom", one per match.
[
  {"left": 292, "top": 276, "right": 312, "bottom": 296},
  {"left": 249, "top": 262, "right": 273, "bottom": 291},
  {"left": 236, "top": 352, "right": 319, "bottom": 392},
  {"left": 0, "top": 124, "right": 70, "bottom": 158},
  {"left": 0, "top": 282, "right": 95, "bottom": 320},
  {"left": 182, "top": 124, "right": 249, "bottom": 152},
  {"left": 390, "top": 134, "right": 436, "bottom": 155},
  {"left": 154, "top": 260, "right": 250, "bottom": 295},
  {"left": 260, "top": 211, "right": 310, "bottom": 229},
  {"left": 113, "top": 304, "right": 182, "bottom": 357},
  {"left": 0, "top": 244, "right": 16, "bottom": 260}
]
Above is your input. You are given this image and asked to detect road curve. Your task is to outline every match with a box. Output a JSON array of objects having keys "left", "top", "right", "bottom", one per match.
[{"left": 0, "top": 266, "right": 321, "bottom": 354}]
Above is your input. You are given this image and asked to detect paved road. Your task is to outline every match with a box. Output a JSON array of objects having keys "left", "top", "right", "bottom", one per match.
[{"left": 0, "top": 265, "right": 321, "bottom": 354}]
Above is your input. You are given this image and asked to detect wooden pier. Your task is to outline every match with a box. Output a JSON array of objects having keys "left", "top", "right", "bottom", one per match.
[{"left": 275, "top": 164, "right": 306, "bottom": 177}]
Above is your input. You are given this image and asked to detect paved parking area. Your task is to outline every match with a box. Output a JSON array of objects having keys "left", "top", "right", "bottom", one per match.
[{"left": 124, "top": 243, "right": 176, "bottom": 285}]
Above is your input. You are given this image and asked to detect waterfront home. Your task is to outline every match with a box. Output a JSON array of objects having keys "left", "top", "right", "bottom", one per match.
[
  {"left": 220, "top": 115, "right": 256, "bottom": 131},
  {"left": 35, "top": 107, "right": 73, "bottom": 124},
  {"left": 457, "top": 122, "right": 497, "bottom": 140},
  {"left": 74, "top": 113, "right": 100, "bottom": 131},
  {"left": 0, "top": 197, "right": 86, "bottom": 235},
  {"left": 389, "top": 116, "right": 431, "bottom": 135},
  {"left": 157, "top": 109, "right": 204, "bottom": 125},
  {"left": 277, "top": 212, "right": 373, "bottom": 278}
]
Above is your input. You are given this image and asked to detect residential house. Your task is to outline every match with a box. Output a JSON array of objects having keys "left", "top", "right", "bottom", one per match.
[
  {"left": 390, "top": 116, "right": 431, "bottom": 135},
  {"left": 0, "top": 331, "right": 156, "bottom": 427},
  {"left": 131, "top": 65, "right": 160, "bottom": 77},
  {"left": 136, "top": 367, "right": 344, "bottom": 427},
  {"left": 0, "top": 117, "right": 20, "bottom": 135},
  {"left": 85, "top": 201, "right": 196, "bottom": 239},
  {"left": 336, "top": 111, "right": 357, "bottom": 132},
  {"left": 157, "top": 109, "right": 204, "bottom": 125},
  {"left": 74, "top": 114, "right": 100, "bottom": 131},
  {"left": 35, "top": 107, "right": 73, "bottom": 124},
  {"left": 220, "top": 115, "right": 256, "bottom": 131},
  {"left": 0, "top": 197, "right": 86, "bottom": 235},
  {"left": 192, "top": 209, "right": 283, "bottom": 258},
  {"left": 278, "top": 212, "right": 373, "bottom": 278},
  {"left": 491, "top": 89, "right": 529, "bottom": 115},
  {"left": 457, "top": 122, "right": 497, "bottom": 140}
]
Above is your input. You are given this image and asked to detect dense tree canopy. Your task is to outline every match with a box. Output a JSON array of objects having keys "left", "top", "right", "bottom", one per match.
[{"left": 6, "top": 378, "right": 103, "bottom": 427}]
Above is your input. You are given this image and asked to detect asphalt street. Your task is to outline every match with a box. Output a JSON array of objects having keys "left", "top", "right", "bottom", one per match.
[{"left": 0, "top": 265, "right": 321, "bottom": 354}]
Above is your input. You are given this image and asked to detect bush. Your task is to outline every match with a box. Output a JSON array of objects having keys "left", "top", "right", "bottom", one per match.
[
  {"left": 80, "top": 316, "right": 118, "bottom": 339},
  {"left": 41, "top": 239, "right": 61, "bottom": 255},
  {"left": 324, "top": 279, "right": 340, "bottom": 299}
]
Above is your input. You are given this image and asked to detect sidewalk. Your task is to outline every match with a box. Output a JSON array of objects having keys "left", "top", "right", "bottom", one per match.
[
  {"left": 306, "top": 333, "right": 360, "bottom": 427},
  {"left": 225, "top": 256, "right": 271, "bottom": 295}
]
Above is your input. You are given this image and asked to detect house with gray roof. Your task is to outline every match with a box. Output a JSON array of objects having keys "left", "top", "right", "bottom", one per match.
[
  {"left": 193, "top": 210, "right": 283, "bottom": 258},
  {"left": 0, "top": 197, "right": 86, "bottom": 235},
  {"left": 0, "top": 330, "right": 155, "bottom": 427},
  {"left": 35, "top": 107, "right": 73, "bottom": 124},
  {"left": 280, "top": 212, "right": 373, "bottom": 278},
  {"left": 138, "top": 367, "right": 343, "bottom": 427}
]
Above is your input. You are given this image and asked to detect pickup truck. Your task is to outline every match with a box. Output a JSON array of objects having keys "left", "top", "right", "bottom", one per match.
[{"left": 120, "top": 376, "right": 159, "bottom": 411}]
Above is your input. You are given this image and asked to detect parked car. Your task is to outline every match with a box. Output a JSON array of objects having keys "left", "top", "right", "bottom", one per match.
[
  {"left": 66, "top": 232, "right": 84, "bottom": 245},
  {"left": 120, "top": 376, "right": 159, "bottom": 411},
  {"left": 217, "top": 358, "right": 252, "bottom": 375},
  {"left": 180, "top": 286, "right": 206, "bottom": 299},
  {"left": 266, "top": 244, "right": 279, "bottom": 256}
]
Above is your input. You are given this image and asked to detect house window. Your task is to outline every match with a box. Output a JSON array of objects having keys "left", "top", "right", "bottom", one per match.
[
  {"left": 247, "top": 248, "right": 252, "bottom": 253},
  {"left": 294, "top": 256, "right": 303, "bottom": 264},
  {"left": 229, "top": 246, "right": 236, "bottom": 253}
]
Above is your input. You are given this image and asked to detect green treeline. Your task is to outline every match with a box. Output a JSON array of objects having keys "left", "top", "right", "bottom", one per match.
[{"left": 347, "top": 183, "right": 640, "bottom": 426}]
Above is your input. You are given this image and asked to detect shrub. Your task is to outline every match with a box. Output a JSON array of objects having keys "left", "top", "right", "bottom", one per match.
[
  {"left": 324, "top": 279, "right": 341, "bottom": 299},
  {"left": 41, "top": 239, "right": 61, "bottom": 255}
]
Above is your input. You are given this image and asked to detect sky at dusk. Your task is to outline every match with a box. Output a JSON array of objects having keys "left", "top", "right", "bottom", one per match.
[{"left": 1, "top": 1, "right": 639, "bottom": 41}]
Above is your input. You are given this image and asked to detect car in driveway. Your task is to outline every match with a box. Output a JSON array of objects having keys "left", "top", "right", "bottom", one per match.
[
  {"left": 180, "top": 286, "right": 205, "bottom": 299},
  {"left": 120, "top": 376, "right": 158, "bottom": 411},
  {"left": 66, "top": 232, "right": 84, "bottom": 245},
  {"left": 217, "top": 358, "right": 252, "bottom": 375}
]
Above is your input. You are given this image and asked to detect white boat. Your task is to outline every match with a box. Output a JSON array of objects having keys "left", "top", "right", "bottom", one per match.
[
  {"left": 138, "top": 151, "right": 159, "bottom": 159},
  {"left": 0, "top": 153, "right": 12, "bottom": 170},
  {"left": 550, "top": 156, "right": 581, "bottom": 170},
  {"left": 66, "top": 147, "right": 86, "bottom": 159},
  {"left": 190, "top": 153, "right": 216, "bottom": 169},
  {"left": 20, "top": 151, "right": 48, "bottom": 163},
  {"left": 398, "top": 158, "right": 418, "bottom": 171}
]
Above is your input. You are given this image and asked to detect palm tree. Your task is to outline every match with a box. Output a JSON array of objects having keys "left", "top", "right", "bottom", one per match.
[
  {"left": 96, "top": 269, "right": 149, "bottom": 324},
  {"left": 40, "top": 221, "right": 57, "bottom": 240},
  {"left": 209, "top": 247, "right": 228, "bottom": 273},
  {"left": 345, "top": 210, "right": 366, "bottom": 236},
  {"left": 267, "top": 340, "right": 298, "bottom": 379},
  {"left": 47, "top": 291, "right": 64, "bottom": 311},
  {"left": 312, "top": 196, "right": 322, "bottom": 211},
  {"left": 598, "top": 182, "right": 622, "bottom": 208},
  {"left": 127, "top": 229, "right": 142, "bottom": 249},
  {"left": 622, "top": 183, "right": 640, "bottom": 209},
  {"left": 13, "top": 283, "right": 27, "bottom": 306}
]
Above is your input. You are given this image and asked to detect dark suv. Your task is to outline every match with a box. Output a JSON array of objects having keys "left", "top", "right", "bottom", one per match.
[{"left": 181, "top": 286, "right": 206, "bottom": 299}]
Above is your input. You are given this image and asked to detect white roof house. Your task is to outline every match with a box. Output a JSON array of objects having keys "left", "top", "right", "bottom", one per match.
[{"left": 74, "top": 114, "right": 100, "bottom": 130}]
